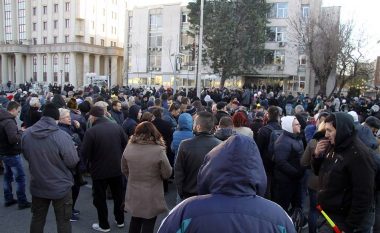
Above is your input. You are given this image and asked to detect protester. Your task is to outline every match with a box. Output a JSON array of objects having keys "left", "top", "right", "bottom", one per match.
[{"left": 171, "top": 113, "right": 193, "bottom": 159}]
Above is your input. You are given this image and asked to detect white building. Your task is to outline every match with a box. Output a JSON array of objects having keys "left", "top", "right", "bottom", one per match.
[
  {"left": 125, "top": 0, "right": 339, "bottom": 96},
  {"left": 0, "top": 0, "right": 127, "bottom": 88}
]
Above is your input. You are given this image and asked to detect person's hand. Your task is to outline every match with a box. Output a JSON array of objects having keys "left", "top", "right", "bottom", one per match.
[
  {"left": 73, "top": 120, "right": 80, "bottom": 129},
  {"left": 314, "top": 140, "right": 330, "bottom": 158}
]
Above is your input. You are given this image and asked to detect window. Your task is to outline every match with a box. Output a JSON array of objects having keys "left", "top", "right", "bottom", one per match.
[
  {"left": 65, "top": 19, "right": 70, "bottom": 28},
  {"left": 149, "top": 12, "right": 162, "bottom": 29},
  {"left": 32, "top": 55, "right": 37, "bottom": 81},
  {"left": 90, "top": 37, "right": 94, "bottom": 44},
  {"left": 149, "top": 54, "right": 162, "bottom": 68},
  {"left": 64, "top": 54, "right": 69, "bottom": 82},
  {"left": 54, "top": 20, "right": 58, "bottom": 29},
  {"left": 33, "top": 38, "right": 37, "bottom": 45},
  {"left": 43, "top": 37, "right": 47, "bottom": 44},
  {"left": 101, "top": 39, "right": 104, "bottom": 46},
  {"left": 33, "top": 7, "right": 36, "bottom": 16},
  {"left": 33, "top": 23, "right": 36, "bottom": 31},
  {"left": 274, "top": 50, "right": 285, "bottom": 65},
  {"left": 149, "top": 33, "right": 162, "bottom": 48},
  {"left": 43, "top": 55, "right": 47, "bottom": 82},
  {"left": 4, "top": 0, "right": 12, "bottom": 42},
  {"left": 18, "top": 0, "right": 26, "bottom": 40},
  {"left": 43, "top": 21, "right": 47, "bottom": 30},
  {"left": 54, "top": 36, "right": 58, "bottom": 44},
  {"left": 65, "top": 2, "right": 70, "bottom": 11},
  {"left": 266, "top": 27, "right": 286, "bottom": 42},
  {"left": 182, "top": 14, "right": 188, "bottom": 23},
  {"left": 268, "top": 2, "right": 288, "bottom": 18},
  {"left": 299, "top": 55, "right": 307, "bottom": 65},
  {"left": 65, "top": 35, "right": 69, "bottom": 43},
  {"left": 43, "top": 6, "right": 47, "bottom": 14},
  {"left": 54, "top": 4, "right": 58, "bottom": 13},
  {"left": 302, "top": 4, "right": 310, "bottom": 18}
]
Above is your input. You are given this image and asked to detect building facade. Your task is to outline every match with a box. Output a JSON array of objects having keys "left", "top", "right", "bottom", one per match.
[
  {"left": 125, "top": 0, "right": 340, "bottom": 96},
  {"left": 0, "top": 0, "right": 126, "bottom": 88}
]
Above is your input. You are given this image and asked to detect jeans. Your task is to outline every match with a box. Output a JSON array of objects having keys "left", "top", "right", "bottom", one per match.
[
  {"left": 92, "top": 176, "right": 124, "bottom": 229},
  {"left": 308, "top": 189, "right": 318, "bottom": 233},
  {"left": 1, "top": 154, "right": 28, "bottom": 204},
  {"left": 129, "top": 216, "right": 157, "bottom": 233},
  {"left": 30, "top": 192, "right": 72, "bottom": 233}
]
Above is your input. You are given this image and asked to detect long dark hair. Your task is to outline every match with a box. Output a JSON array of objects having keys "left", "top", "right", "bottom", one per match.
[{"left": 130, "top": 121, "right": 165, "bottom": 147}]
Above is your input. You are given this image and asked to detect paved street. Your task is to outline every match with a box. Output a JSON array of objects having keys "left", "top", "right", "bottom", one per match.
[{"left": 0, "top": 158, "right": 177, "bottom": 233}]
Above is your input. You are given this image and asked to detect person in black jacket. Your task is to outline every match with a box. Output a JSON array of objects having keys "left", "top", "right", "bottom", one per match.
[
  {"left": 312, "top": 113, "right": 376, "bottom": 233},
  {"left": 81, "top": 106, "right": 127, "bottom": 232},
  {"left": 0, "top": 101, "right": 31, "bottom": 209},
  {"left": 272, "top": 116, "right": 305, "bottom": 212},
  {"left": 175, "top": 111, "right": 221, "bottom": 201},
  {"left": 256, "top": 106, "right": 282, "bottom": 199}
]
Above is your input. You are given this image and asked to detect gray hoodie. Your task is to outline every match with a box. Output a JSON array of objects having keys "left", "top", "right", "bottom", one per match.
[{"left": 22, "top": 116, "right": 79, "bottom": 199}]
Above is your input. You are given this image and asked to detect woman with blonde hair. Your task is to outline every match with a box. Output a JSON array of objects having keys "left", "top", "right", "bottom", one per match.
[{"left": 122, "top": 122, "right": 172, "bottom": 233}]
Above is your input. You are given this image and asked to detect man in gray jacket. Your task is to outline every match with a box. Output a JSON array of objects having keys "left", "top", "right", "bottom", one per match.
[{"left": 22, "top": 103, "right": 79, "bottom": 233}]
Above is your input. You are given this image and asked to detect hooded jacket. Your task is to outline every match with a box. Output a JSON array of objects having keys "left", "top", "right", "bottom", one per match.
[
  {"left": 171, "top": 113, "right": 193, "bottom": 157},
  {"left": 21, "top": 116, "right": 79, "bottom": 199},
  {"left": 312, "top": 113, "right": 376, "bottom": 232},
  {"left": 158, "top": 135, "right": 296, "bottom": 233},
  {"left": 0, "top": 109, "right": 22, "bottom": 155}
]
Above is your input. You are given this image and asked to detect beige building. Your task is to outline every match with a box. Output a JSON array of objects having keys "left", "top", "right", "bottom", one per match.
[
  {"left": 125, "top": 0, "right": 339, "bottom": 96},
  {"left": 0, "top": 0, "right": 126, "bottom": 88}
]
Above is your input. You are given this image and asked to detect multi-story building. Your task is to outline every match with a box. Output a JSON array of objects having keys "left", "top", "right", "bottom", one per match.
[
  {"left": 0, "top": 0, "right": 126, "bottom": 88},
  {"left": 125, "top": 0, "right": 339, "bottom": 96}
]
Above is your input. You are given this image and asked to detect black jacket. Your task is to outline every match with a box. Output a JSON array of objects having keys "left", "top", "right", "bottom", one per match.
[
  {"left": 174, "top": 132, "right": 221, "bottom": 198},
  {"left": 152, "top": 118, "right": 174, "bottom": 164},
  {"left": 214, "top": 110, "right": 230, "bottom": 125},
  {"left": 0, "top": 109, "right": 22, "bottom": 155},
  {"left": 256, "top": 121, "right": 282, "bottom": 173},
  {"left": 312, "top": 113, "right": 375, "bottom": 232},
  {"left": 81, "top": 117, "right": 127, "bottom": 180}
]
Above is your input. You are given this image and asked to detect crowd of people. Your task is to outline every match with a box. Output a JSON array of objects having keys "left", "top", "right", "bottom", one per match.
[{"left": 1, "top": 82, "right": 380, "bottom": 233}]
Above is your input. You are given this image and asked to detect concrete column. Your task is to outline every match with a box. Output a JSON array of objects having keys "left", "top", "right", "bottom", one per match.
[
  {"left": 1, "top": 54, "right": 8, "bottom": 84},
  {"left": 46, "top": 53, "right": 52, "bottom": 84},
  {"left": 25, "top": 54, "right": 32, "bottom": 83},
  {"left": 111, "top": 55, "right": 118, "bottom": 86},
  {"left": 36, "top": 54, "right": 43, "bottom": 82},
  {"left": 69, "top": 52, "right": 77, "bottom": 87},
  {"left": 15, "top": 53, "right": 24, "bottom": 85},
  {"left": 94, "top": 54, "right": 100, "bottom": 75},
  {"left": 104, "top": 56, "right": 109, "bottom": 76},
  {"left": 83, "top": 53, "right": 90, "bottom": 85}
]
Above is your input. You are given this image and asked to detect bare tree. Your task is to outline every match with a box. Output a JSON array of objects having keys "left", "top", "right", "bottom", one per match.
[{"left": 288, "top": 7, "right": 341, "bottom": 96}]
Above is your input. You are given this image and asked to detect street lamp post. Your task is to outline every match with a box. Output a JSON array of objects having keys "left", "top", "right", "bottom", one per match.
[{"left": 196, "top": 0, "right": 204, "bottom": 98}]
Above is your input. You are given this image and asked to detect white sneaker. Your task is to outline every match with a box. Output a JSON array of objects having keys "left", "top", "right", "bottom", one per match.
[
  {"left": 92, "top": 223, "right": 111, "bottom": 232},
  {"left": 114, "top": 220, "right": 124, "bottom": 228}
]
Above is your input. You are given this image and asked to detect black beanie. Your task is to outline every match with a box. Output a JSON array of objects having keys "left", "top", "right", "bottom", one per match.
[{"left": 42, "top": 103, "right": 60, "bottom": 120}]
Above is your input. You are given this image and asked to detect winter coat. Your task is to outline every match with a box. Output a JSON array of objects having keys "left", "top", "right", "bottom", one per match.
[
  {"left": 21, "top": 117, "right": 79, "bottom": 199},
  {"left": 122, "top": 105, "right": 141, "bottom": 139},
  {"left": 0, "top": 109, "right": 22, "bottom": 155},
  {"left": 81, "top": 117, "right": 127, "bottom": 180},
  {"left": 312, "top": 113, "right": 376, "bottom": 232},
  {"left": 158, "top": 135, "right": 296, "bottom": 233},
  {"left": 153, "top": 118, "right": 174, "bottom": 165},
  {"left": 175, "top": 132, "right": 221, "bottom": 198},
  {"left": 70, "top": 109, "right": 87, "bottom": 132},
  {"left": 257, "top": 121, "right": 282, "bottom": 174},
  {"left": 273, "top": 131, "right": 305, "bottom": 183},
  {"left": 27, "top": 107, "right": 42, "bottom": 128},
  {"left": 121, "top": 140, "right": 172, "bottom": 219},
  {"left": 171, "top": 113, "right": 193, "bottom": 158},
  {"left": 355, "top": 122, "right": 378, "bottom": 150},
  {"left": 304, "top": 124, "right": 316, "bottom": 143},
  {"left": 110, "top": 109, "right": 125, "bottom": 126},
  {"left": 214, "top": 128, "right": 234, "bottom": 141},
  {"left": 233, "top": 126, "right": 253, "bottom": 139}
]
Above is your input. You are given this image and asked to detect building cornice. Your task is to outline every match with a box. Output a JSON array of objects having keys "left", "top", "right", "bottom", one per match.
[{"left": 0, "top": 43, "right": 124, "bottom": 56}]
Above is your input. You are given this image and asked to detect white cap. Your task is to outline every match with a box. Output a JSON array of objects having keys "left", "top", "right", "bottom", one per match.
[
  {"left": 281, "top": 116, "right": 296, "bottom": 133},
  {"left": 348, "top": 111, "right": 359, "bottom": 122}
]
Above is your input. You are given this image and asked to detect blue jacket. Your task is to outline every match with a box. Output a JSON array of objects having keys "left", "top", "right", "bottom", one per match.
[
  {"left": 355, "top": 122, "right": 379, "bottom": 150},
  {"left": 304, "top": 124, "right": 316, "bottom": 143},
  {"left": 159, "top": 135, "right": 296, "bottom": 233},
  {"left": 171, "top": 113, "right": 193, "bottom": 157}
]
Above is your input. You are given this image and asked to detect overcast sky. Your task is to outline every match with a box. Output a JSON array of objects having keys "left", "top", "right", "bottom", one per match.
[{"left": 127, "top": 0, "right": 380, "bottom": 60}]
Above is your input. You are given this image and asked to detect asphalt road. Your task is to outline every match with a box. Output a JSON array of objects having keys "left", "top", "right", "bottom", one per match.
[{"left": 0, "top": 158, "right": 177, "bottom": 233}]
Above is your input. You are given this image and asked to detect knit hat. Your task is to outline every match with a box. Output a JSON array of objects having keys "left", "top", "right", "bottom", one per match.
[
  {"left": 281, "top": 116, "right": 296, "bottom": 133},
  {"left": 42, "top": 103, "right": 60, "bottom": 120},
  {"left": 89, "top": 106, "right": 105, "bottom": 117},
  {"left": 348, "top": 111, "right": 359, "bottom": 123}
]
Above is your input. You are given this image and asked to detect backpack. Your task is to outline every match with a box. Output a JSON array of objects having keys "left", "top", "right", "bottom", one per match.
[{"left": 266, "top": 124, "right": 284, "bottom": 161}]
